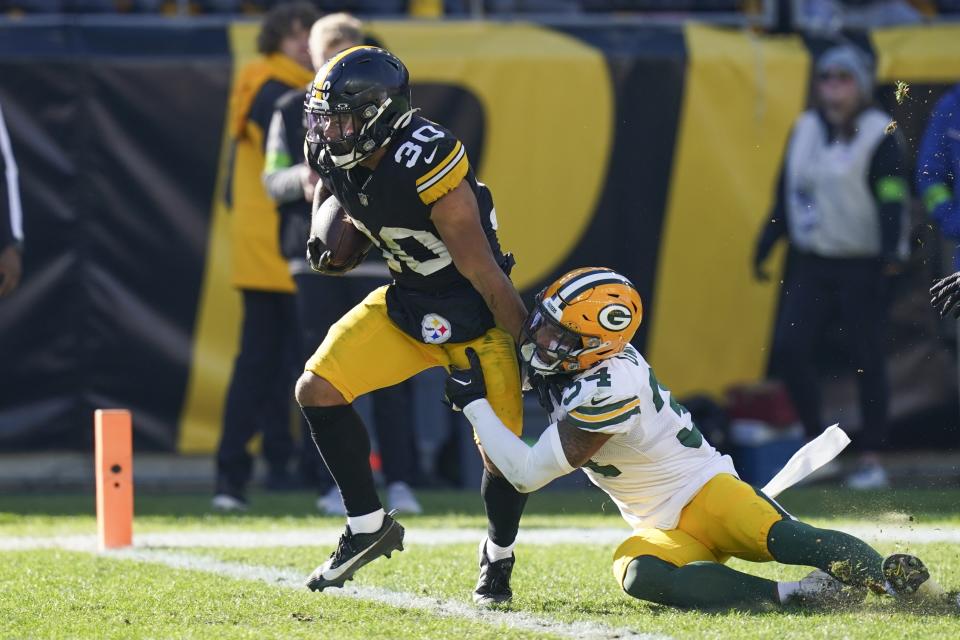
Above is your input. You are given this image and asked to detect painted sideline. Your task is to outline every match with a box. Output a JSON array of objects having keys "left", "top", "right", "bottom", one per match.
[
  {"left": 104, "top": 548, "right": 669, "bottom": 640},
  {"left": 3, "top": 523, "right": 960, "bottom": 551}
]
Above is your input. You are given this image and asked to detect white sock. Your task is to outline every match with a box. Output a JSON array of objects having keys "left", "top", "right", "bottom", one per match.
[
  {"left": 776, "top": 581, "right": 802, "bottom": 604},
  {"left": 347, "top": 509, "right": 385, "bottom": 534},
  {"left": 485, "top": 538, "right": 515, "bottom": 562}
]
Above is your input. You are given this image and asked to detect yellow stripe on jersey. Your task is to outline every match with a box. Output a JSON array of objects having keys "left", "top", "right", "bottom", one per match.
[
  {"left": 416, "top": 141, "right": 469, "bottom": 204},
  {"left": 313, "top": 46, "right": 376, "bottom": 101},
  {"left": 416, "top": 140, "right": 462, "bottom": 186},
  {"left": 567, "top": 397, "right": 641, "bottom": 430}
]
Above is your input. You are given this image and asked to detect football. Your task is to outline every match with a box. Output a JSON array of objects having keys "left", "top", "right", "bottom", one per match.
[{"left": 309, "top": 195, "right": 373, "bottom": 268}]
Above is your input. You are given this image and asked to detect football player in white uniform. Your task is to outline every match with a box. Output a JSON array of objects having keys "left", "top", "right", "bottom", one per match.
[{"left": 445, "top": 267, "right": 946, "bottom": 610}]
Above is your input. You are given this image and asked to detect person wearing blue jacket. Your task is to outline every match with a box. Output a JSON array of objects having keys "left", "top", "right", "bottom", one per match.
[
  {"left": 922, "top": 84, "right": 960, "bottom": 419},
  {"left": 917, "top": 83, "right": 960, "bottom": 270}
]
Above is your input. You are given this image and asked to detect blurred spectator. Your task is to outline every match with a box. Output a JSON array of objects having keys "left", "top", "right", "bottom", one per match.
[
  {"left": 213, "top": 1, "right": 320, "bottom": 512},
  {"left": 0, "top": 102, "right": 23, "bottom": 299},
  {"left": 800, "top": 0, "right": 923, "bottom": 32},
  {"left": 916, "top": 82, "right": 960, "bottom": 402},
  {"left": 262, "top": 12, "right": 422, "bottom": 515},
  {"left": 753, "top": 45, "right": 908, "bottom": 489},
  {"left": 917, "top": 84, "right": 960, "bottom": 271}
]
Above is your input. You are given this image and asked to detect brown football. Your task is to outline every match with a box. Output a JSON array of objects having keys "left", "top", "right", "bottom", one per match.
[{"left": 309, "top": 195, "right": 372, "bottom": 268}]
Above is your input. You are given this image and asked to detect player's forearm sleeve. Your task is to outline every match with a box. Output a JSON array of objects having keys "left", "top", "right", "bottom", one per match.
[{"left": 464, "top": 399, "right": 574, "bottom": 493}]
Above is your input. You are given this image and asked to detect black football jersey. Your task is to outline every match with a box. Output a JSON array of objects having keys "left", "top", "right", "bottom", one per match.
[{"left": 315, "top": 115, "right": 506, "bottom": 294}]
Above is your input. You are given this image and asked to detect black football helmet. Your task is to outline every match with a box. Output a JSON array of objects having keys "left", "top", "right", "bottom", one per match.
[{"left": 304, "top": 46, "right": 415, "bottom": 170}]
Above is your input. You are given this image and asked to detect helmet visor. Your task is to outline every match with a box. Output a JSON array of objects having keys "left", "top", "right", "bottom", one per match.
[{"left": 306, "top": 111, "right": 357, "bottom": 145}]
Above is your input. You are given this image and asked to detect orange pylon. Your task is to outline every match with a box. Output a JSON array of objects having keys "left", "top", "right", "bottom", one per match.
[{"left": 95, "top": 409, "right": 133, "bottom": 550}]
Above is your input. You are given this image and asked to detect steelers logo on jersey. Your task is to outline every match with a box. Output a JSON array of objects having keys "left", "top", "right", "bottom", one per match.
[
  {"left": 421, "top": 313, "right": 453, "bottom": 344},
  {"left": 598, "top": 303, "right": 633, "bottom": 332}
]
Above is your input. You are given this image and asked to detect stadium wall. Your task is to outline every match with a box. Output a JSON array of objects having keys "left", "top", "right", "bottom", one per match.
[{"left": 0, "top": 20, "right": 957, "bottom": 452}]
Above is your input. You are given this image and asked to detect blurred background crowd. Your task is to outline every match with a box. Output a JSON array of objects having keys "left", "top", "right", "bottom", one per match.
[
  {"left": 1, "top": 0, "right": 960, "bottom": 510},
  {"left": 0, "top": 1, "right": 957, "bottom": 22}
]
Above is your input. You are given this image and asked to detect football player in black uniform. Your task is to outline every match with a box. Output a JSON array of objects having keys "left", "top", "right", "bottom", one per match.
[{"left": 296, "top": 46, "right": 528, "bottom": 604}]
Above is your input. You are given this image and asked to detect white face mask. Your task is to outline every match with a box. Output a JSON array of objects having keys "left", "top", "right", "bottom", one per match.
[{"left": 310, "top": 103, "right": 419, "bottom": 170}]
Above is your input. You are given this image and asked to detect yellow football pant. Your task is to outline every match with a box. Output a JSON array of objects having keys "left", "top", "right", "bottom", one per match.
[
  {"left": 612, "top": 473, "right": 787, "bottom": 586},
  {"left": 305, "top": 285, "right": 523, "bottom": 435}
]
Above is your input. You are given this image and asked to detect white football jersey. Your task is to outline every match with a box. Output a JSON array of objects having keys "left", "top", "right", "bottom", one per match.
[{"left": 549, "top": 344, "right": 736, "bottom": 530}]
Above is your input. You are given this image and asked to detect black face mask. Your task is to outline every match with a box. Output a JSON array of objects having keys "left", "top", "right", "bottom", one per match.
[{"left": 521, "top": 304, "right": 585, "bottom": 373}]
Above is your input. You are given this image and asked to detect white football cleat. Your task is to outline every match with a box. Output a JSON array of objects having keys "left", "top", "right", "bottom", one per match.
[
  {"left": 788, "top": 570, "right": 867, "bottom": 608},
  {"left": 316, "top": 487, "right": 347, "bottom": 516},
  {"left": 387, "top": 482, "right": 423, "bottom": 515},
  {"left": 211, "top": 493, "right": 248, "bottom": 513},
  {"left": 846, "top": 462, "right": 890, "bottom": 490}
]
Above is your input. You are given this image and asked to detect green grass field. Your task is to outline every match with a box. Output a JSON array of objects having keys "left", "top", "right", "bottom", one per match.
[{"left": 2, "top": 488, "right": 959, "bottom": 639}]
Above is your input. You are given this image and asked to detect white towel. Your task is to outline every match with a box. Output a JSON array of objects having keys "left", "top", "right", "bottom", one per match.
[{"left": 762, "top": 425, "right": 850, "bottom": 498}]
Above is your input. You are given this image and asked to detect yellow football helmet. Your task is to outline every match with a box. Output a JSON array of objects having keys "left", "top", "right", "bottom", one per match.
[{"left": 521, "top": 267, "right": 643, "bottom": 373}]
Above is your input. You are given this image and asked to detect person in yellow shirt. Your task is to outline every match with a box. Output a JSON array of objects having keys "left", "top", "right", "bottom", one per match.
[{"left": 214, "top": 2, "right": 320, "bottom": 512}]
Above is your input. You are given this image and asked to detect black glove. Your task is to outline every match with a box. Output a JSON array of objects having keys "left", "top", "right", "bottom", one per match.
[
  {"left": 528, "top": 371, "right": 574, "bottom": 414},
  {"left": 931, "top": 271, "right": 960, "bottom": 319},
  {"left": 306, "top": 237, "right": 369, "bottom": 276},
  {"left": 306, "top": 236, "right": 326, "bottom": 271},
  {"left": 444, "top": 347, "right": 487, "bottom": 411}
]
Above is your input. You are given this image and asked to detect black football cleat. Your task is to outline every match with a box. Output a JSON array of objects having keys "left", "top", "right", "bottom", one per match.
[
  {"left": 883, "top": 554, "right": 934, "bottom": 597},
  {"left": 305, "top": 511, "right": 404, "bottom": 592},
  {"left": 473, "top": 540, "right": 515, "bottom": 607},
  {"left": 882, "top": 554, "right": 960, "bottom": 612}
]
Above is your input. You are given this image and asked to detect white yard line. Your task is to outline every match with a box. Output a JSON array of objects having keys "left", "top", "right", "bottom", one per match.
[
  {"left": 5, "top": 524, "right": 957, "bottom": 639},
  {"left": 0, "top": 528, "right": 624, "bottom": 551},
  {"left": 105, "top": 548, "right": 669, "bottom": 640},
  {"left": 3, "top": 523, "right": 960, "bottom": 551},
  {"left": 833, "top": 523, "right": 960, "bottom": 545}
]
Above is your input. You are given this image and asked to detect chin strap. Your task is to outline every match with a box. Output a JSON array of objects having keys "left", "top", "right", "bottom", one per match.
[{"left": 367, "top": 107, "right": 419, "bottom": 158}]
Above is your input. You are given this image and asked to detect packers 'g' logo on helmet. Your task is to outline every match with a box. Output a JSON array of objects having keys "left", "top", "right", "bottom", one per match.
[
  {"left": 598, "top": 304, "right": 633, "bottom": 331},
  {"left": 521, "top": 267, "right": 643, "bottom": 373}
]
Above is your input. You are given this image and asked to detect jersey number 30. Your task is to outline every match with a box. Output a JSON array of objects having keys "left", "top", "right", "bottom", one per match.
[
  {"left": 372, "top": 124, "right": 455, "bottom": 274},
  {"left": 352, "top": 218, "right": 453, "bottom": 276},
  {"left": 394, "top": 125, "right": 445, "bottom": 168}
]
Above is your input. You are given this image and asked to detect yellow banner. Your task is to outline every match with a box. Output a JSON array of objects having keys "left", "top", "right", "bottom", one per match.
[{"left": 647, "top": 24, "right": 809, "bottom": 398}]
